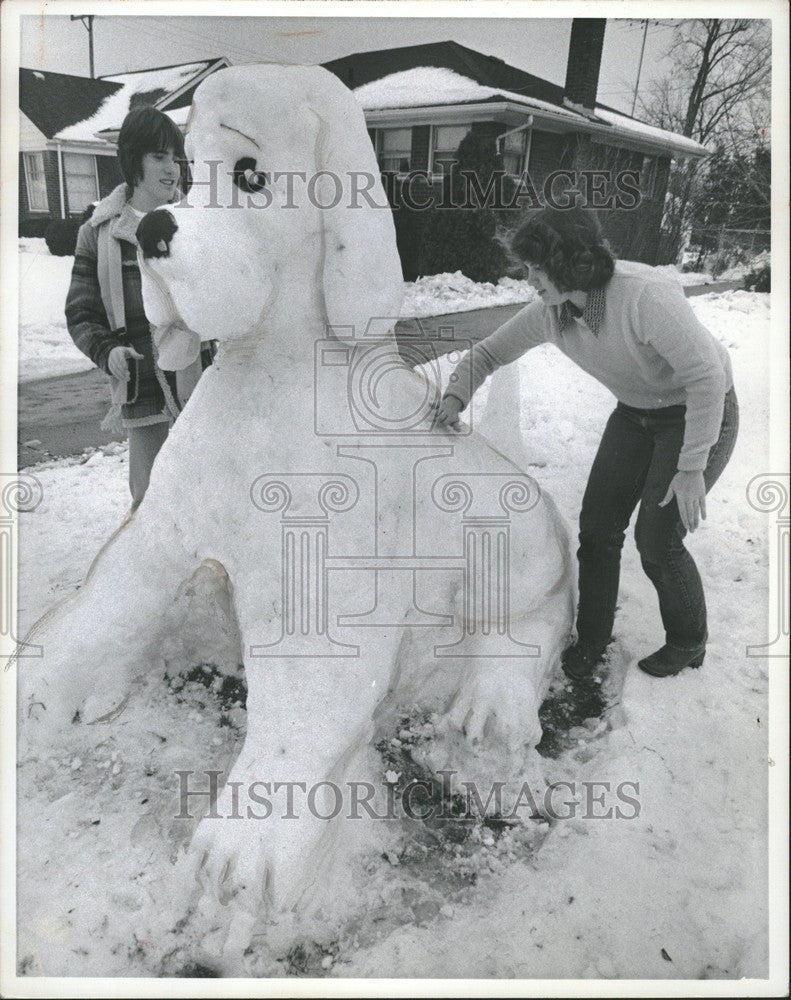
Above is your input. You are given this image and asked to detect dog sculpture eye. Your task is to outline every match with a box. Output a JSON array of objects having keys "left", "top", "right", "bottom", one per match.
[{"left": 233, "top": 157, "right": 268, "bottom": 194}]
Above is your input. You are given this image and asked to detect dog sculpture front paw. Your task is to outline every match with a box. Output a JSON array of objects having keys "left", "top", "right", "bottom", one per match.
[{"left": 446, "top": 665, "right": 543, "bottom": 757}]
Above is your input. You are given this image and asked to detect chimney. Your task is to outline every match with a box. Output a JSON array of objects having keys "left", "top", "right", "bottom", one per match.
[{"left": 563, "top": 19, "right": 606, "bottom": 117}]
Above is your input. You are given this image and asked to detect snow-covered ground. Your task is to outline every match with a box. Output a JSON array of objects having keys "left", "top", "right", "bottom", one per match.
[
  {"left": 14, "top": 287, "right": 773, "bottom": 980},
  {"left": 17, "top": 241, "right": 751, "bottom": 383}
]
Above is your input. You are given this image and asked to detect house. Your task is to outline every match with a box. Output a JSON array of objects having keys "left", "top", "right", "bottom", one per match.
[
  {"left": 20, "top": 22, "right": 706, "bottom": 269},
  {"left": 324, "top": 24, "right": 707, "bottom": 272},
  {"left": 18, "top": 58, "right": 229, "bottom": 235}
]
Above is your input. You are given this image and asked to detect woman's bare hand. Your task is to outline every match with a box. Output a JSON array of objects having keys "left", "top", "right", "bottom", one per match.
[
  {"left": 108, "top": 346, "right": 144, "bottom": 381},
  {"left": 659, "top": 470, "right": 707, "bottom": 532},
  {"left": 431, "top": 395, "right": 464, "bottom": 432}
]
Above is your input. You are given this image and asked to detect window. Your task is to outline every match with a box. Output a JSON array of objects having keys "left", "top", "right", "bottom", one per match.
[
  {"left": 431, "top": 125, "right": 471, "bottom": 175},
  {"left": 501, "top": 129, "right": 529, "bottom": 175},
  {"left": 63, "top": 152, "right": 98, "bottom": 214},
  {"left": 23, "top": 152, "right": 49, "bottom": 212},
  {"left": 376, "top": 128, "right": 412, "bottom": 174}
]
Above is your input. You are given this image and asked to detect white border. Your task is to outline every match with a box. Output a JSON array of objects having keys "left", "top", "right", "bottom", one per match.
[{"left": 1, "top": 2, "right": 788, "bottom": 997}]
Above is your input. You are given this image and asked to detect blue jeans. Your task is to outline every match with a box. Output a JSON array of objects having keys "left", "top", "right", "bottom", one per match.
[{"left": 576, "top": 387, "right": 739, "bottom": 651}]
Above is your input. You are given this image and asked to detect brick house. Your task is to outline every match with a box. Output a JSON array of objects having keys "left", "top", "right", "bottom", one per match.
[
  {"left": 20, "top": 23, "right": 705, "bottom": 272},
  {"left": 18, "top": 58, "right": 229, "bottom": 236},
  {"left": 324, "top": 25, "right": 707, "bottom": 275}
]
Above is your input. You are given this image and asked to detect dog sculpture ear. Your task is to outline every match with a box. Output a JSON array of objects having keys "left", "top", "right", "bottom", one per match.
[{"left": 313, "top": 89, "right": 404, "bottom": 344}]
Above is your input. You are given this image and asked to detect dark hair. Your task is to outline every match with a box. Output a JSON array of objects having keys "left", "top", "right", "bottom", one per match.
[
  {"left": 510, "top": 207, "right": 615, "bottom": 292},
  {"left": 117, "top": 106, "right": 186, "bottom": 189}
]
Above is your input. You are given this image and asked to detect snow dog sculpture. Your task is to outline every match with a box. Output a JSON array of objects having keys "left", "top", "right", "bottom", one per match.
[{"left": 21, "top": 65, "right": 573, "bottom": 939}]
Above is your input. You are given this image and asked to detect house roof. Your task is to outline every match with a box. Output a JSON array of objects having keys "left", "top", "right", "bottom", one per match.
[
  {"left": 325, "top": 39, "right": 566, "bottom": 106},
  {"left": 354, "top": 67, "right": 584, "bottom": 122},
  {"left": 19, "top": 59, "right": 227, "bottom": 145},
  {"left": 326, "top": 41, "right": 707, "bottom": 159},
  {"left": 19, "top": 68, "right": 122, "bottom": 139},
  {"left": 58, "top": 60, "right": 225, "bottom": 142}
]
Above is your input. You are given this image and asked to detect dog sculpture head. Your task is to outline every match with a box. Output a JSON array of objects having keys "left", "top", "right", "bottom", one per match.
[{"left": 138, "top": 64, "right": 404, "bottom": 360}]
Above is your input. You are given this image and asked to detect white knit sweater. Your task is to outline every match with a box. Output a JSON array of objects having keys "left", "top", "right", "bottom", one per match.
[{"left": 445, "top": 260, "right": 734, "bottom": 471}]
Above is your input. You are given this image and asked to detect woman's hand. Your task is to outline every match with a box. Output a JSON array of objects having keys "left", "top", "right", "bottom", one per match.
[
  {"left": 659, "top": 470, "right": 707, "bottom": 532},
  {"left": 108, "top": 346, "right": 144, "bottom": 381},
  {"left": 431, "top": 395, "right": 464, "bottom": 432}
]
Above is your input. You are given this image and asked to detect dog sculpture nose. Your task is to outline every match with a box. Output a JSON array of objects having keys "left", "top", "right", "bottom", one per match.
[{"left": 137, "top": 209, "right": 178, "bottom": 259}]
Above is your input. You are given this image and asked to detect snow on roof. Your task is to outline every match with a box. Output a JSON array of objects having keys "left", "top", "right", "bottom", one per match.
[
  {"left": 354, "top": 67, "right": 581, "bottom": 121},
  {"left": 354, "top": 66, "right": 707, "bottom": 157},
  {"left": 164, "top": 105, "right": 191, "bottom": 127},
  {"left": 55, "top": 62, "right": 209, "bottom": 142},
  {"left": 593, "top": 107, "right": 707, "bottom": 156}
]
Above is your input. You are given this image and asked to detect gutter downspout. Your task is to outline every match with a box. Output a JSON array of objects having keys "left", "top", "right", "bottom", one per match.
[
  {"left": 496, "top": 116, "right": 533, "bottom": 174},
  {"left": 56, "top": 141, "right": 66, "bottom": 219}
]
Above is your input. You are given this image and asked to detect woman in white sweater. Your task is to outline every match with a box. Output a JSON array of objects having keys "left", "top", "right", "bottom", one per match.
[{"left": 435, "top": 207, "right": 738, "bottom": 682}]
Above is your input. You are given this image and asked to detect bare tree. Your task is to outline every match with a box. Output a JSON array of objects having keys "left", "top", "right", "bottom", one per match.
[{"left": 641, "top": 18, "right": 771, "bottom": 259}]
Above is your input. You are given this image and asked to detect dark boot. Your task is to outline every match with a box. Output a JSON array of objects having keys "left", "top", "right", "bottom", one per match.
[
  {"left": 561, "top": 641, "right": 609, "bottom": 682},
  {"left": 638, "top": 643, "right": 705, "bottom": 677}
]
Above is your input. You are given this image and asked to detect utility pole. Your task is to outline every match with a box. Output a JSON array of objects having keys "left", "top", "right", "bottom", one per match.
[
  {"left": 627, "top": 18, "right": 681, "bottom": 118},
  {"left": 70, "top": 15, "right": 95, "bottom": 78},
  {"left": 630, "top": 20, "right": 649, "bottom": 117}
]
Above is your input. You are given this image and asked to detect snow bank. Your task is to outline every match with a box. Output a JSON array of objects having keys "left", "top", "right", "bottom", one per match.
[
  {"left": 401, "top": 271, "right": 537, "bottom": 318},
  {"left": 18, "top": 241, "right": 93, "bottom": 383}
]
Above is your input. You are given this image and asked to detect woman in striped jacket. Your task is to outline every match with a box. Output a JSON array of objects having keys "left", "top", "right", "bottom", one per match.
[{"left": 66, "top": 105, "right": 214, "bottom": 508}]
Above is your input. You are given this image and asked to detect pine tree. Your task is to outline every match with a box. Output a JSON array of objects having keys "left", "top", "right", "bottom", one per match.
[{"left": 418, "top": 130, "right": 510, "bottom": 283}]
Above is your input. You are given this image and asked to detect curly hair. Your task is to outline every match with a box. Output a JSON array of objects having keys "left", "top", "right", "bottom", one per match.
[
  {"left": 510, "top": 207, "right": 615, "bottom": 292},
  {"left": 117, "top": 106, "right": 186, "bottom": 190}
]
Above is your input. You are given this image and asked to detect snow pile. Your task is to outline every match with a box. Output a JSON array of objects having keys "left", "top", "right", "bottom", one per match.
[
  {"left": 402, "top": 271, "right": 537, "bottom": 318},
  {"left": 718, "top": 249, "right": 771, "bottom": 282},
  {"left": 19, "top": 237, "right": 48, "bottom": 254},
  {"left": 653, "top": 263, "right": 714, "bottom": 287},
  {"left": 15, "top": 288, "right": 772, "bottom": 979},
  {"left": 18, "top": 240, "right": 92, "bottom": 383}
]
